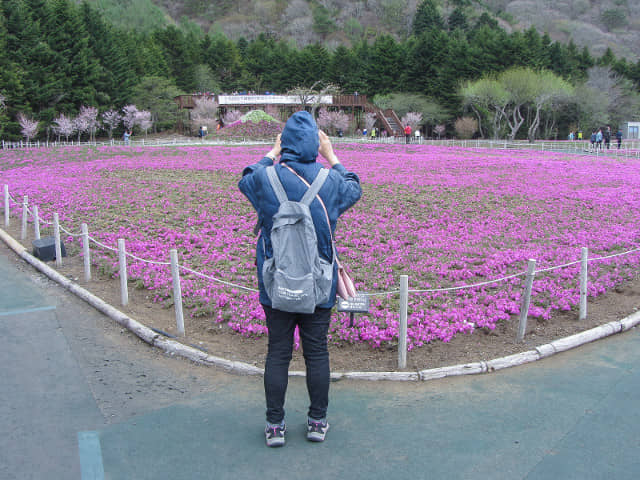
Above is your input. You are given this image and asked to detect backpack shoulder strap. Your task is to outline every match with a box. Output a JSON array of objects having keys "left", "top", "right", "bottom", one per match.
[
  {"left": 300, "top": 168, "right": 329, "bottom": 206},
  {"left": 265, "top": 166, "right": 288, "bottom": 204}
]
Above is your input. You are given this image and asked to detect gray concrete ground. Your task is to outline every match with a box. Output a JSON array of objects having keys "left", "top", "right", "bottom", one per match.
[{"left": 2, "top": 248, "right": 640, "bottom": 480}]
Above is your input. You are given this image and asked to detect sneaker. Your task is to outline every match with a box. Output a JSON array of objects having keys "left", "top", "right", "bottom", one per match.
[
  {"left": 307, "top": 418, "right": 329, "bottom": 442},
  {"left": 265, "top": 423, "right": 286, "bottom": 447}
]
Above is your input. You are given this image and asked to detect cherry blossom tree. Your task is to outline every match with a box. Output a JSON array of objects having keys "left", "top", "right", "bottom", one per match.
[
  {"left": 75, "top": 106, "right": 99, "bottom": 142},
  {"left": 364, "top": 112, "right": 377, "bottom": 131},
  {"left": 52, "top": 113, "right": 75, "bottom": 142},
  {"left": 316, "top": 108, "right": 350, "bottom": 135},
  {"left": 401, "top": 112, "right": 423, "bottom": 130},
  {"left": 17, "top": 113, "right": 39, "bottom": 143},
  {"left": 434, "top": 124, "right": 446, "bottom": 139},
  {"left": 190, "top": 97, "right": 219, "bottom": 133},
  {"left": 102, "top": 109, "right": 122, "bottom": 139},
  {"left": 222, "top": 109, "right": 242, "bottom": 125},
  {"left": 135, "top": 110, "right": 153, "bottom": 136},
  {"left": 121, "top": 104, "right": 139, "bottom": 132}
]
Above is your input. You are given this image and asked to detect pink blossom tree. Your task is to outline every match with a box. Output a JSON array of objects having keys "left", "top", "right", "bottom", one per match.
[
  {"left": 135, "top": 110, "right": 153, "bottom": 137},
  {"left": 17, "top": 112, "right": 39, "bottom": 143},
  {"left": 190, "top": 97, "right": 218, "bottom": 134},
  {"left": 102, "top": 109, "right": 122, "bottom": 139},
  {"left": 364, "top": 112, "right": 377, "bottom": 132},
  {"left": 52, "top": 113, "right": 75, "bottom": 142},
  {"left": 316, "top": 108, "right": 350, "bottom": 135},
  {"left": 75, "top": 106, "right": 99, "bottom": 142},
  {"left": 401, "top": 112, "right": 423, "bottom": 130},
  {"left": 434, "top": 124, "right": 446, "bottom": 139},
  {"left": 121, "top": 104, "right": 139, "bottom": 132},
  {"left": 222, "top": 109, "right": 242, "bottom": 125}
]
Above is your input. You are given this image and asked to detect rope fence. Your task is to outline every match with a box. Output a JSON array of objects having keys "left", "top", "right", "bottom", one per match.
[
  {"left": 4, "top": 183, "right": 640, "bottom": 369},
  {"left": 3, "top": 136, "right": 640, "bottom": 160}
]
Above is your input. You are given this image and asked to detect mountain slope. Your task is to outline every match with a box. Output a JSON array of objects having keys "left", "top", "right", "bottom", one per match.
[{"left": 89, "top": 0, "right": 640, "bottom": 62}]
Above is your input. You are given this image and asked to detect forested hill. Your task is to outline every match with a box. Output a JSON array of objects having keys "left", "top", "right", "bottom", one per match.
[
  {"left": 91, "top": 0, "right": 640, "bottom": 62},
  {"left": 1, "top": 0, "right": 640, "bottom": 141}
]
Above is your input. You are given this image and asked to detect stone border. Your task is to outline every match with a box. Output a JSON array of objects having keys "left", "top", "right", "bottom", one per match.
[{"left": 2, "top": 226, "right": 639, "bottom": 382}]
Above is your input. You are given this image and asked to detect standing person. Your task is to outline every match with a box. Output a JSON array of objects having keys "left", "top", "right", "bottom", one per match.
[
  {"left": 404, "top": 124, "right": 412, "bottom": 144},
  {"left": 604, "top": 126, "right": 611, "bottom": 149},
  {"left": 616, "top": 128, "right": 623, "bottom": 149},
  {"left": 589, "top": 130, "right": 596, "bottom": 152},
  {"left": 596, "top": 128, "right": 603, "bottom": 151},
  {"left": 414, "top": 127, "right": 421, "bottom": 143},
  {"left": 123, "top": 130, "right": 131, "bottom": 145},
  {"left": 238, "top": 111, "right": 362, "bottom": 448}
]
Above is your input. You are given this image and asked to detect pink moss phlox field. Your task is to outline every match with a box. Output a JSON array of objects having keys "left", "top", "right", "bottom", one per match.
[{"left": 2, "top": 144, "right": 640, "bottom": 350}]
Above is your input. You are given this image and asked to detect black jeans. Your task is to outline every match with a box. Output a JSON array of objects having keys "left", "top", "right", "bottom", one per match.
[{"left": 262, "top": 305, "right": 331, "bottom": 424}]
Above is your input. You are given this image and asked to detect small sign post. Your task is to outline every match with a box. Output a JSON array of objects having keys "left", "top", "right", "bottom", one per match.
[{"left": 336, "top": 294, "right": 370, "bottom": 327}]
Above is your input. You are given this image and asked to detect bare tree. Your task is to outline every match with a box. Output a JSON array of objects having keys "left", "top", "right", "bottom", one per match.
[
  {"left": 0, "top": 93, "right": 5, "bottom": 110},
  {"left": 287, "top": 81, "right": 341, "bottom": 117},
  {"left": 18, "top": 113, "right": 39, "bottom": 143}
]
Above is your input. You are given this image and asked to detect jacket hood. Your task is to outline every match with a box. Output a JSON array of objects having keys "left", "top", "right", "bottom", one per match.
[{"left": 280, "top": 111, "right": 319, "bottom": 163}]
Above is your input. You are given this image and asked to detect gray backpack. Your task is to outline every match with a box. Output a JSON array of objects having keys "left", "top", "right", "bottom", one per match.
[{"left": 262, "top": 165, "right": 333, "bottom": 313}]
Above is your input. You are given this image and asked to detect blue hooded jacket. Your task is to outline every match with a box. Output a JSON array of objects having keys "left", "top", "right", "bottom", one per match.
[{"left": 238, "top": 111, "right": 362, "bottom": 308}]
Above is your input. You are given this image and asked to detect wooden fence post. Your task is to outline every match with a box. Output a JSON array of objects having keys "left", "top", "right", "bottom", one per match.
[
  {"left": 118, "top": 238, "right": 128, "bottom": 306},
  {"left": 82, "top": 223, "right": 91, "bottom": 282},
  {"left": 517, "top": 259, "right": 536, "bottom": 342},
  {"left": 579, "top": 247, "right": 588, "bottom": 321},
  {"left": 53, "top": 213, "right": 62, "bottom": 267},
  {"left": 3, "top": 185, "right": 9, "bottom": 227},
  {"left": 398, "top": 275, "right": 409, "bottom": 369},
  {"left": 33, "top": 205, "right": 40, "bottom": 239},
  {"left": 170, "top": 249, "right": 185, "bottom": 335},
  {"left": 21, "top": 195, "right": 28, "bottom": 240}
]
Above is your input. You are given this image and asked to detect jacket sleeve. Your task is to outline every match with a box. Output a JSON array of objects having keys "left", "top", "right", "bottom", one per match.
[
  {"left": 331, "top": 163, "right": 362, "bottom": 215},
  {"left": 238, "top": 156, "right": 274, "bottom": 211}
]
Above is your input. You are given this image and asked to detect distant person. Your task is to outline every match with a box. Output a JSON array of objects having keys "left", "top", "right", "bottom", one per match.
[
  {"left": 604, "top": 126, "right": 611, "bottom": 149},
  {"left": 616, "top": 128, "right": 623, "bottom": 149},
  {"left": 577, "top": 130, "right": 583, "bottom": 141},
  {"left": 414, "top": 128, "right": 421, "bottom": 142},
  {"left": 404, "top": 124, "right": 412, "bottom": 144},
  {"left": 596, "top": 128, "right": 603, "bottom": 151},
  {"left": 370, "top": 127, "right": 376, "bottom": 140},
  {"left": 589, "top": 130, "right": 596, "bottom": 152},
  {"left": 123, "top": 130, "right": 131, "bottom": 145}
]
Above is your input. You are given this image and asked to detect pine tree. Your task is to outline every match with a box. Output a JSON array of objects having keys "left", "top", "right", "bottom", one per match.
[{"left": 412, "top": 0, "right": 444, "bottom": 36}]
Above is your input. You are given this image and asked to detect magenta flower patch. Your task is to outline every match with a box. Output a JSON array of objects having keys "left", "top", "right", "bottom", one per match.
[{"left": 2, "top": 144, "right": 639, "bottom": 350}]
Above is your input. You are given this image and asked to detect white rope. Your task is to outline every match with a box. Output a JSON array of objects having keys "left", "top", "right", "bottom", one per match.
[
  {"left": 180, "top": 265, "right": 259, "bottom": 293},
  {"left": 125, "top": 251, "right": 170, "bottom": 266},
  {"left": 589, "top": 247, "right": 640, "bottom": 262},
  {"left": 535, "top": 259, "right": 582, "bottom": 274},
  {"left": 408, "top": 270, "right": 527, "bottom": 294}
]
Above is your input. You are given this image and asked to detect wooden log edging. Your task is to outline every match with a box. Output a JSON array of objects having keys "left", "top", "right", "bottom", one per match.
[{"left": 1, "top": 225, "right": 640, "bottom": 382}]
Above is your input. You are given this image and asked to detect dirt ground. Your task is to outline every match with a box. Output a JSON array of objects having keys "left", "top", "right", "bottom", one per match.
[{"left": 5, "top": 222, "right": 640, "bottom": 373}]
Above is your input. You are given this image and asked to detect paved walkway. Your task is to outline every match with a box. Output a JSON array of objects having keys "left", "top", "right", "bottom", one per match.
[{"left": 2, "top": 249, "right": 640, "bottom": 479}]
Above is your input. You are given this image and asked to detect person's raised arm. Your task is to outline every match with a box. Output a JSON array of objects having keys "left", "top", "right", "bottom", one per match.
[{"left": 318, "top": 130, "right": 340, "bottom": 167}]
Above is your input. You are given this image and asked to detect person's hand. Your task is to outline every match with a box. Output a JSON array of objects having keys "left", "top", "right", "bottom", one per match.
[
  {"left": 318, "top": 130, "right": 339, "bottom": 167},
  {"left": 266, "top": 134, "right": 281, "bottom": 160}
]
